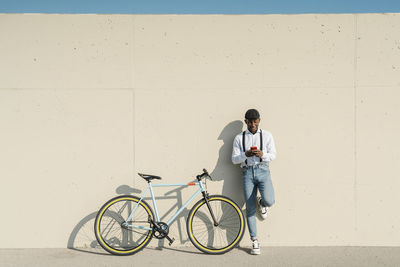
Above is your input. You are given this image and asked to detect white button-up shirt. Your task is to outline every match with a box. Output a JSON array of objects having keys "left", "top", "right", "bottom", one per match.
[{"left": 232, "top": 128, "right": 277, "bottom": 168}]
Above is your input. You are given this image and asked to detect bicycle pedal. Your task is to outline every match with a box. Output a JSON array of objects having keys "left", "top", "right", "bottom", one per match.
[{"left": 166, "top": 236, "right": 175, "bottom": 246}]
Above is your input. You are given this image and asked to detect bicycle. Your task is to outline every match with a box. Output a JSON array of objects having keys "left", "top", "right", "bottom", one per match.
[{"left": 94, "top": 169, "right": 245, "bottom": 255}]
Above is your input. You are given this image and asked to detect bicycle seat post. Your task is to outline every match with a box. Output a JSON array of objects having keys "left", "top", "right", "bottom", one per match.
[{"left": 148, "top": 182, "right": 160, "bottom": 223}]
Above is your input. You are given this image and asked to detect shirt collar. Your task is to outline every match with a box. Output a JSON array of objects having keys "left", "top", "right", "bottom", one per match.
[{"left": 245, "top": 128, "right": 261, "bottom": 135}]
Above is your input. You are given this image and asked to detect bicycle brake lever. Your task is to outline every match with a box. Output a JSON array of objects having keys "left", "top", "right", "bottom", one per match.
[
  {"left": 201, "top": 169, "right": 212, "bottom": 180},
  {"left": 203, "top": 168, "right": 212, "bottom": 180}
]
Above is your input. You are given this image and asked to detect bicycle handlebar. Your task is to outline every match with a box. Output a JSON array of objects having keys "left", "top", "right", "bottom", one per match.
[{"left": 197, "top": 168, "right": 212, "bottom": 181}]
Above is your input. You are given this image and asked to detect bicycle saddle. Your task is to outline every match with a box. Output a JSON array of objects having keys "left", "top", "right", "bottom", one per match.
[{"left": 138, "top": 173, "right": 162, "bottom": 182}]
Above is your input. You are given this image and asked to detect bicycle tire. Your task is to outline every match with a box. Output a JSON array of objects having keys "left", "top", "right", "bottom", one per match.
[
  {"left": 187, "top": 195, "right": 245, "bottom": 254},
  {"left": 94, "top": 195, "right": 154, "bottom": 255}
]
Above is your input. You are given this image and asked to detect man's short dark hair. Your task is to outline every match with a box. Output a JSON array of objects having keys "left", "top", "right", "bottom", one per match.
[{"left": 245, "top": 109, "right": 260, "bottom": 120}]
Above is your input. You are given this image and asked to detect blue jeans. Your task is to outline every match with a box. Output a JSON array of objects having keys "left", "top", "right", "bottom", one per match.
[{"left": 242, "top": 162, "right": 275, "bottom": 239}]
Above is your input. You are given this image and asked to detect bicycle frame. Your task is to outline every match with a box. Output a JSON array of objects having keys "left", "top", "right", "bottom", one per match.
[{"left": 124, "top": 180, "right": 206, "bottom": 231}]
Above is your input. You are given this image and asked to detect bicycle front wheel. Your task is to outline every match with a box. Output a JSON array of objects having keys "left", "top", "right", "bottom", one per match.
[
  {"left": 187, "top": 195, "right": 245, "bottom": 254},
  {"left": 94, "top": 195, "right": 154, "bottom": 255}
]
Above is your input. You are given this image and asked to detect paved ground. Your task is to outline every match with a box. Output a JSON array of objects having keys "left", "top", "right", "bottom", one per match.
[{"left": 1, "top": 247, "right": 400, "bottom": 267}]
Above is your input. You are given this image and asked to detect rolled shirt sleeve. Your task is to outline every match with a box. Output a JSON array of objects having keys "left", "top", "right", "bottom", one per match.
[
  {"left": 261, "top": 133, "right": 276, "bottom": 162},
  {"left": 232, "top": 135, "right": 246, "bottom": 164}
]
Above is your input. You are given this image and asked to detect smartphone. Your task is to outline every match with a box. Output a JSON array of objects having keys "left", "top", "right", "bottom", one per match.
[{"left": 250, "top": 146, "right": 258, "bottom": 150}]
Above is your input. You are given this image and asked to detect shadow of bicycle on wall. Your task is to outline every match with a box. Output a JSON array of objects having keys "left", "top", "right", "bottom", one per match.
[
  {"left": 67, "top": 183, "right": 199, "bottom": 255},
  {"left": 67, "top": 185, "right": 142, "bottom": 255}
]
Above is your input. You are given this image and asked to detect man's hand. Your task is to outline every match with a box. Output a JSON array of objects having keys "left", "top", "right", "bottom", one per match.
[
  {"left": 252, "top": 149, "right": 263, "bottom": 158},
  {"left": 245, "top": 150, "right": 254, "bottom": 157},
  {"left": 245, "top": 149, "right": 263, "bottom": 158}
]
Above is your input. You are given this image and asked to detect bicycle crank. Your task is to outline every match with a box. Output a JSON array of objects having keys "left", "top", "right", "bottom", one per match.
[{"left": 152, "top": 221, "right": 175, "bottom": 246}]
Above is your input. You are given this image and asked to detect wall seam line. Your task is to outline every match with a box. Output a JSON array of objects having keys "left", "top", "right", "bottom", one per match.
[
  {"left": 132, "top": 15, "right": 136, "bottom": 188},
  {"left": 353, "top": 13, "right": 358, "bottom": 238}
]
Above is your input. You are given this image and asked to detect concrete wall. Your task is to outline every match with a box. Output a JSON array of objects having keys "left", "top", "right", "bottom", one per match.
[{"left": 0, "top": 13, "right": 399, "bottom": 248}]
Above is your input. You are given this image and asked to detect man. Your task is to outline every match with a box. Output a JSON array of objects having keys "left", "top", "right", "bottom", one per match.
[{"left": 231, "top": 109, "right": 276, "bottom": 255}]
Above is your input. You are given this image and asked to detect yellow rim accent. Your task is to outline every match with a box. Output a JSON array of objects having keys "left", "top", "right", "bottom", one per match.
[
  {"left": 188, "top": 197, "right": 244, "bottom": 253},
  {"left": 96, "top": 197, "right": 153, "bottom": 254}
]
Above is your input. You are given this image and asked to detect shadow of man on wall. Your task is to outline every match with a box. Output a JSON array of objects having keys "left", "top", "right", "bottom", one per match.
[
  {"left": 210, "top": 120, "right": 245, "bottom": 208},
  {"left": 68, "top": 120, "right": 246, "bottom": 254}
]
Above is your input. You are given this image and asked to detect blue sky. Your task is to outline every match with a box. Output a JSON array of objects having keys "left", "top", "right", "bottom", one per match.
[{"left": 1, "top": 0, "right": 400, "bottom": 14}]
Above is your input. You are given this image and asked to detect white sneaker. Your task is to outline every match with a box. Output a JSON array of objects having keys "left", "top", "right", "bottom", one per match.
[
  {"left": 257, "top": 196, "right": 268, "bottom": 220},
  {"left": 251, "top": 239, "right": 261, "bottom": 255}
]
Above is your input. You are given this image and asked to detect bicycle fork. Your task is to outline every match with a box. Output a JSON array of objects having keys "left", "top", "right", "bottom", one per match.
[{"left": 202, "top": 192, "right": 219, "bottom": 226}]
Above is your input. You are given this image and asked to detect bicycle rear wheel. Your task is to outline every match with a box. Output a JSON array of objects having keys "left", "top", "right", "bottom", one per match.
[
  {"left": 94, "top": 195, "right": 154, "bottom": 255},
  {"left": 187, "top": 195, "right": 245, "bottom": 254}
]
